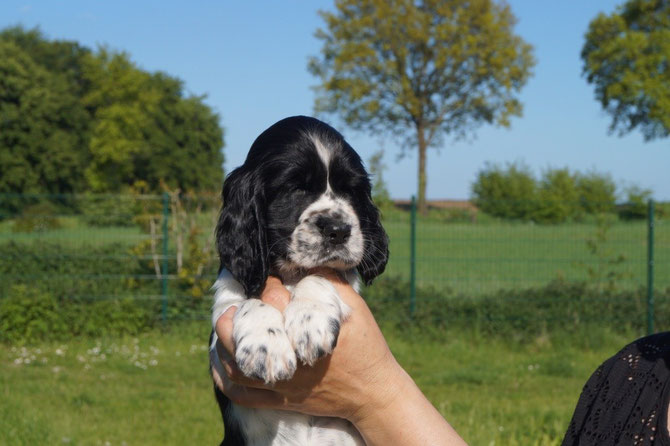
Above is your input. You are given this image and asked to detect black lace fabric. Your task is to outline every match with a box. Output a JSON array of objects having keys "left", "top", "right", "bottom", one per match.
[{"left": 562, "top": 332, "right": 670, "bottom": 445}]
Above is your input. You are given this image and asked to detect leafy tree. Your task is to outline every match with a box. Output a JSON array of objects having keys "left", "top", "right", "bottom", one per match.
[
  {"left": 535, "top": 168, "right": 580, "bottom": 223},
  {"left": 82, "top": 50, "right": 225, "bottom": 193},
  {"left": 0, "top": 26, "right": 224, "bottom": 202},
  {"left": 309, "top": 0, "right": 535, "bottom": 214},
  {"left": 0, "top": 41, "right": 89, "bottom": 213},
  {"left": 618, "top": 185, "right": 652, "bottom": 220},
  {"left": 0, "top": 26, "right": 92, "bottom": 98},
  {"left": 582, "top": 0, "right": 670, "bottom": 140},
  {"left": 575, "top": 170, "right": 617, "bottom": 214},
  {"left": 471, "top": 162, "right": 537, "bottom": 220},
  {"left": 368, "top": 149, "right": 393, "bottom": 210}
]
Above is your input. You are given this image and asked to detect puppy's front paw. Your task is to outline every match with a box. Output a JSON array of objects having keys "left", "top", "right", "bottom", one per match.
[
  {"left": 233, "top": 299, "right": 297, "bottom": 383},
  {"left": 284, "top": 275, "right": 351, "bottom": 366}
]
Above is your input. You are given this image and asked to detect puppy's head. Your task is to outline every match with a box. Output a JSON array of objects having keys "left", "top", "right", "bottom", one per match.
[{"left": 216, "top": 116, "right": 389, "bottom": 296}]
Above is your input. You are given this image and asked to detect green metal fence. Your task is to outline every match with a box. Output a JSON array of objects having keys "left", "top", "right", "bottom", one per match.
[
  {"left": 382, "top": 197, "right": 668, "bottom": 334},
  {"left": 1, "top": 194, "right": 668, "bottom": 334}
]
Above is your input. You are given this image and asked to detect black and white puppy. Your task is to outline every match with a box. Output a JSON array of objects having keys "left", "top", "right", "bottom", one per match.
[{"left": 209, "top": 115, "right": 389, "bottom": 446}]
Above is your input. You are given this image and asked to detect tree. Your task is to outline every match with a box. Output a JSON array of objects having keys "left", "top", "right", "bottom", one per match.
[
  {"left": 535, "top": 168, "right": 580, "bottom": 223},
  {"left": 618, "top": 185, "right": 652, "bottom": 220},
  {"left": 309, "top": 0, "right": 535, "bottom": 214},
  {"left": 0, "top": 26, "right": 225, "bottom": 201},
  {"left": 82, "top": 50, "right": 225, "bottom": 193},
  {"left": 471, "top": 161, "right": 537, "bottom": 220},
  {"left": 0, "top": 41, "right": 89, "bottom": 212},
  {"left": 582, "top": 0, "right": 670, "bottom": 140},
  {"left": 575, "top": 170, "right": 617, "bottom": 214},
  {"left": 368, "top": 149, "right": 393, "bottom": 210}
]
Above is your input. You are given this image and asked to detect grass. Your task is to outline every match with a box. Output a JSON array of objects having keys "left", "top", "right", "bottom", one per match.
[
  {"left": 383, "top": 216, "right": 670, "bottom": 295},
  {"left": 4, "top": 210, "right": 668, "bottom": 298},
  {"left": 0, "top": 322, "right": 636, "bottom": 445},
  {"left": 1, "top": 205, "right": 667, "bottom": 444}
]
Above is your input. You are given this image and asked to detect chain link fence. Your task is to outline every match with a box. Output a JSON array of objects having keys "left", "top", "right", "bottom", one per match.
[{"left": 1, "top": 194, "right": 668, "bottom": 335}]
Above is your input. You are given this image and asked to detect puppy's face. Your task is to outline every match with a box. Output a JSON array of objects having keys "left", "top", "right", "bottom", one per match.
[
  {"left": 217, "top": 116, "right": 388, "bottom": 296},
  {"left": 264, "top": 135, "right": 366, "bottom": 272}
]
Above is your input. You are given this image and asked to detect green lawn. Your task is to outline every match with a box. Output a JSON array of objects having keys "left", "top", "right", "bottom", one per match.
[
  {"left": 0, "top": 323, "right": 635, "bottom": 445},
  {"left": 383, "top": 217, "right": 670, "bottom": 295},
  {"left": 5, "top": 212, "right": 668, "bottom": 298}
]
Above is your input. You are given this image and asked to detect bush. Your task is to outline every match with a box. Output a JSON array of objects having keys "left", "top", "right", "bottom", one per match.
[
  {"left": 472, "top": 163, "right": 636, "bottom": 223},
  {"left": 78, "top": 194, "right": 145, "bottom": 227},
  {"left": 0, "top": 240, "right": 214, "bottom": 343},
  {"left": 11, "top": 202, "right": 62, "bottom": 233},
  {"left": 471, "top": 162, "right": 538, "bottom": 221},
  {"left": 0, "top": 286, "right": 69, "bottom": 343},
  {"left": 0, "top": 285, "right": 157, "bottom": 343},
  {"left": 576, "top": 170, "right": 617, "bottom": 214},
  {"left": 534, "top": 168, "right": 580, "bottom": 223},
  {"left": 364, "top": 277, "right": 669, "bottom": 343},
  {"left": 0, "top": 241, "right": 151, "bottom": 298},
  {"left": 618, "top": 186, "right": 652, "bottom": 220}
]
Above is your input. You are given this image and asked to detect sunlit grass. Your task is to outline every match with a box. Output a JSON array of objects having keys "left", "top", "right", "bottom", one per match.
[{"left": 0, "top": 323, "right": 634, "bottom": 445}]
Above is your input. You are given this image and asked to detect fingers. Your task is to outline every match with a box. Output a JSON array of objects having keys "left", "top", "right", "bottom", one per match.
[
  {"left": 260, "top": 276, "right": 291, "bottom": 311},
  {"left": 225, "top": 384, "right": 286, "bottom": 409},
  {"left": 214, "top": 363, "right": 286, "bottom": 409},
  {"left": 215, "top": 306, "right": 237, "bottom": 356}
]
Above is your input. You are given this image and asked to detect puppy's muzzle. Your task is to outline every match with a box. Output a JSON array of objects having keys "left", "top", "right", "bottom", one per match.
[{"left": 315, "top": 216, "right": 351, "bottom": 246}]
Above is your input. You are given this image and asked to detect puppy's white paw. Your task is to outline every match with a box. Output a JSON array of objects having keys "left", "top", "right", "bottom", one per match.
[
  {"left": 284, "top": 275, "right": 351, "bottom": 366},
  {"left": 233, "top": 299, "right": 297, "bottom": 383}
]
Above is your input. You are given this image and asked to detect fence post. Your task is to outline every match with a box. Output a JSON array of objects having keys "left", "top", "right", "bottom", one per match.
[
  {"left": 647, "top": 199, "right": 655, "bottom": 335},
  {"left": 410, "top": 195, "right": 417, "bottom": 317},
  {"left": 161, "top": 193, "right": 170, "bottom": 325}
]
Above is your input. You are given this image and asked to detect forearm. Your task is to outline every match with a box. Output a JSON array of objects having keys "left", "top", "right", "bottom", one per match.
[{"left": 352, "top": 364, "right": 467, "bottom": 446}]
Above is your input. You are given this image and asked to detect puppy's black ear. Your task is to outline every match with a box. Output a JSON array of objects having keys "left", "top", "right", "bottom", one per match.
[
  {"left": 357, "top": 196, "right": 389, "bottom": 285},
  {"left": 216, "top": 167, "right": 268, "bottom": 297}
]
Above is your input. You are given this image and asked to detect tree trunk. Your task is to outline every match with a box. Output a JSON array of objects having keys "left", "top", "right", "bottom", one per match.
[{"left": 417, "top": 125, "right": 428, "bottom": 216}]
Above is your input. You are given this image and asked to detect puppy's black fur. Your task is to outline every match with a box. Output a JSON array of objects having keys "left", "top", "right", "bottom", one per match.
[
  {"left": 216, "top": 116, "right": 388, "bottom": 296},
  {"left": 211, "top": 116, "right": 389, "bottom": 445}
]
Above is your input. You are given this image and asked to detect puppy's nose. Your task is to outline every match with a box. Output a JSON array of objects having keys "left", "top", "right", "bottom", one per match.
[{"left": 316, "top": 217, "right": 351, "bottom": 245}]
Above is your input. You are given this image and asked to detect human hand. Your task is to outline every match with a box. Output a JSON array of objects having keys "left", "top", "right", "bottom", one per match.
[
  {"left": 211, "top": 269, "right": 467, "bottom": 446},
  {"left": 212, "top": 269, "right": 401, "bottom": 422}
]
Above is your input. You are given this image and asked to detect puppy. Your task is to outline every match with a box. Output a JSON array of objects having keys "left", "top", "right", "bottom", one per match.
[{"left": 209, "top": 116, "right": 389, "bottom": 445}]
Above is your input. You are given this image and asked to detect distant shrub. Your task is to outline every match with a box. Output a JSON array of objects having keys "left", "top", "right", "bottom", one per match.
[
  {"left": 12, "top": 202, "right": 62, "bottom": 233},
  {"left": 78, "top": 194, "right": 143, "bottom": 227},
  {"left": 657, "top": 201, "right": 670, "bottom": 219},
  {"left": 576, "top": 170, "right": 617, "bottom": 214},
  {"left": 368, "top": 150, "right": 394, "bottom": 212},
  {"left": 618, "top": 186, "right": 652, "bottom": 220},
  {"left": 534, "top": 168, "right": 580, "bottom": 223},
  {"left": 0, "top": 240, "right": 214, "bottom": 343},
  {"left": 471, "top": 162, "right": 538, "bottom": 221},
  {"left": 364, "top": 277, "right": 669, "bottom": 343},
  {"left": 0, "top": 285, "right": 157, "bottom": 343},
  {"left": 0, "top": 286, "right": 69, "bottom": 343},
  {"left": 473, "top": 164, "right": 638, "bottom": 223}
]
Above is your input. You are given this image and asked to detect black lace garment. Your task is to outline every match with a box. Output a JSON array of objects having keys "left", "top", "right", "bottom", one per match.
[{"left": 562, "top": 332, "right": 670, "bottom": 445}]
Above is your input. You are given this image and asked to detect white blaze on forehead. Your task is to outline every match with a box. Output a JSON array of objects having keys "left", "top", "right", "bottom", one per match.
[
  {"left": 308, "top": 133, "right": 333, "bottom": 192},
  {"left": 309, "top": 133, "right": 331, "bottom": 167}
]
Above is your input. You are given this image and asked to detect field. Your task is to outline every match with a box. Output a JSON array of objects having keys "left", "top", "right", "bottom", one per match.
[
  {"left": 2, "top": 210, "right": 669, "bottom": 301},
  {"left": 0, "top": 322, "right": 637, "bottom": 446},
  {"left": 384, "top": 215, "right": 670, "bottom": 295},
  {"left": 1, "top": 204, "right": 668, "bottom": 445}
]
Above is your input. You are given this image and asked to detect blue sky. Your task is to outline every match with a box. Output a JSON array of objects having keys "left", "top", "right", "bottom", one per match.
[{"left": 1, "top": 0, "right": 668, "bottom": 200}]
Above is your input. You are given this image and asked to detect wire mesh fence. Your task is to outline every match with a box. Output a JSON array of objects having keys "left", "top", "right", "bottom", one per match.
[{"left": 1, "top": 194, "right": 668, "bottom": 335}]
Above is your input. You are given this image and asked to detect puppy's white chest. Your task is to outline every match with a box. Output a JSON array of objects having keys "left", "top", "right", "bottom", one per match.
[{"left": 233, "top": 406, "right": 364, "bottom": 446}]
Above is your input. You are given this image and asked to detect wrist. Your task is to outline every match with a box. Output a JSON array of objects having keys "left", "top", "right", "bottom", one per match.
[
  {"left": 349, "top": 362, "right": 468, "bottom": 446},
  {"left": 348, "top": 357, "right": 409, "bottom": 428}
]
